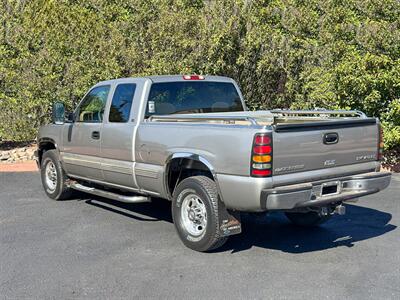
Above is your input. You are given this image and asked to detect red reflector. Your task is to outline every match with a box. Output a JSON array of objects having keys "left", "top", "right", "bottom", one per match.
[
  {"left": 183, "top": 75, "right": 205, "bottom": 80},
  {"left": 251, "top": 169, "right": 271, "bottom": 176},
  {"left": 253, "top": 145, "right": 272, "bottom": 155},
  {"left": 255, "top": 135, "right": 271, "bottom": 145}
]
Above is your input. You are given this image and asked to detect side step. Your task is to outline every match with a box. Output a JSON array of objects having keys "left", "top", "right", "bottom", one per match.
[{"left": 71, "top": 183, "right": 150, "bottom": 204}]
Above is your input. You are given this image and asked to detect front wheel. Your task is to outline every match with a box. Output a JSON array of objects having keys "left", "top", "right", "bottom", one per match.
[
  {"left": 285, "top": 210, "right": 332, "bottom": 227},
  {"left": 40, "top": 150, "right": 73, "bottom": 200},
  {"left": 172, "top": 176, "right": 227, "bottom": 252}
]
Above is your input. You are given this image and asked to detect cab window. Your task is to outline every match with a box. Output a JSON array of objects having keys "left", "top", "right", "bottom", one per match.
[
  {"left": 76, "top": 85, "right": 110, "bottom": 122},
  {"left": 145, "top": 81, "right": 243, "bottom": 117},
  {"left": 109, "top": 83, "right": 136, "bottom": 122}
]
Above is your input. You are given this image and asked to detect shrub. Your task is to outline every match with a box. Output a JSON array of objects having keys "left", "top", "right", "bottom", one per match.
[{"left": 0, "top": 0, "right": 399, "bottom": 160}]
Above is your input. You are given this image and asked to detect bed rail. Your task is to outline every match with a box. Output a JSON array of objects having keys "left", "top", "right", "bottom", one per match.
[
  {"left": 147, "top": 115, "right": 259, "bottom": 125},
  {"left": 146, "top": 109, "right": 368, "bottom": 126},
  {"left": 270, "top": 109, "right": 367, "bottom": 119}
]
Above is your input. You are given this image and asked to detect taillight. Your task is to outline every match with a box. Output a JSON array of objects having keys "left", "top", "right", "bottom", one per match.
[
  {"left": 251, "top": 133, "right": 273, "bottom": 177},
  {"left": 183, "top": 75, "right": 205, "bottom": 80},
  {"left": 377, "top": 123, "right": 384, "bottom": 161}
]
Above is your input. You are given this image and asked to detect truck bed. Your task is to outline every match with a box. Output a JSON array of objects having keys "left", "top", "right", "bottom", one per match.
[{"left": 147, "top": 109, "right": 379, "bottom": 176}]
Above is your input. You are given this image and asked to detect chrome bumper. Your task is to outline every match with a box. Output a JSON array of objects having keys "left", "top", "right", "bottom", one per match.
[{"left": 262, "top": 172, "right": 392, "bottom": 210}]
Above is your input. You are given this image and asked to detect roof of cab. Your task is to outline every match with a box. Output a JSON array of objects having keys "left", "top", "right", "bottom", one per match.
[
  {"left": 146, "top": 75, "right": 234, "bottom": 83},
  {"left": 95, "top": 75, "right": 234, "bottom": 85}
]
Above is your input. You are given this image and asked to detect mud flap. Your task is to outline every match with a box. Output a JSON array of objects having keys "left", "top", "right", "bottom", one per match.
[{"left": 218, "top": 200, "right": 241, "bottom": 237}]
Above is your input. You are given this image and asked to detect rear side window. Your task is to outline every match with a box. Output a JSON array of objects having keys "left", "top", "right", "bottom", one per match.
[
  {"left": 109, "top": 83, "right": 136, "bottom": 122},
  {"left": 145, "top": 81, "right": 244, "bottom": 117}
]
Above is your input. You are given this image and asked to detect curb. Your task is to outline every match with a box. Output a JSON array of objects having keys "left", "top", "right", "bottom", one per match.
[{"left": 0, "top": 161, "right": 38, "bottom": 172}]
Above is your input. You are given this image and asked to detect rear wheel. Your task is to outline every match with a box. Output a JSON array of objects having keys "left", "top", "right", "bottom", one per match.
[
  {"left": 285, "top": 210, "right": 332, "bottom": 227},
  {"left": 172, "top": 176, "right": 227, "bottom": 252},
  {"left": 40, "top": 150, "right": 73, "bottom": 200}
]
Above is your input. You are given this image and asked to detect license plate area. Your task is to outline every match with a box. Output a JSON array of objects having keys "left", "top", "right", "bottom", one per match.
[{"left": 321, "top": 181, "right": 341, "bottom": 196}]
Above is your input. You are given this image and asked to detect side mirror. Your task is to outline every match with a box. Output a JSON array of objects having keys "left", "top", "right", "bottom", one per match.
[{"left": 52, "top": 102, "right": 65, "bottom": 125}]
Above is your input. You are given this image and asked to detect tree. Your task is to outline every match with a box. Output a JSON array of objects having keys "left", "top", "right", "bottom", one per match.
[{"left": 0, "top": 0, "right": 399, "bottom": 161}]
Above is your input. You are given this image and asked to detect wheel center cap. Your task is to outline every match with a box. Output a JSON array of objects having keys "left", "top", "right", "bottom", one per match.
[{"left": 188, "top": 210, "right": 195, "bottom": 221}]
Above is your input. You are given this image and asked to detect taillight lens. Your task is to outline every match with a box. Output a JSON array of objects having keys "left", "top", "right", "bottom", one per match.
[
  {"left": 252, "top": 169, "right": 272, "bottom": 176},
  {"left": 255, "top": 135, "right": 271, "bottom": 145},
  {"left": 253, "top": 155, "right": 271, "bottom": 163},
  {"left": 378, "top": 123, "right": 384, "bottom": 161},
  {"left": 253, "top": 145, "right": 272, "bottom": 155},
  {"left": 251, "top": 133, "right": 273, "bottom": 177}
]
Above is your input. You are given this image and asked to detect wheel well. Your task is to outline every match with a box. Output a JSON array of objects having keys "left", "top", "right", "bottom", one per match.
[
  {"left": 166, "top": 158, "right": 214, "bottom": 197},
  {"left": 38, "top": 141, "right": 56, "bottom": 165}
]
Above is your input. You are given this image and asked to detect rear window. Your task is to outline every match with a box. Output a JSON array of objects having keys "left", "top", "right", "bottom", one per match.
[{"left": 145, "top": 81, "right": 244, "bottom": 117}]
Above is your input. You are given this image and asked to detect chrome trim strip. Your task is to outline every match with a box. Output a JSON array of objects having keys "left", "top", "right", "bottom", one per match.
[
  {"left": 62, "top": 152, "right": 135, "bottom": 175},
  {"left": 101, "top": 163, "right": 132, "bottom": 175},
  {"left": 135, "top": 167, "right": 159, "bottom": 179},
  {"left": 61, "top": 153, "right": 101, "bottom": 169},
  {"left": 100, "top": 157, "right": 133, "bottom": 175}
]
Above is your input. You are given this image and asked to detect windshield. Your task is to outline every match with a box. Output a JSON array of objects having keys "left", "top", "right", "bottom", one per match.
[{"left": 145, "top": 81, "right": 244, "bottom": 117}]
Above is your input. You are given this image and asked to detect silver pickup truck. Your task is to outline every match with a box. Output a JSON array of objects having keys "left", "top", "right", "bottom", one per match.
[{"left": 36, "top": 75, "right": 391, "bottom": 251}]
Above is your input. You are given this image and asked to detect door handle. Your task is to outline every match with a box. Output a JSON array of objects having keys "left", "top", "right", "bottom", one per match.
[
  {"left": 91, "top": 131, "right": 100, "bottom": 140},
  {"left": 323, "top": 132, "right": 339, "bottom": 144}
]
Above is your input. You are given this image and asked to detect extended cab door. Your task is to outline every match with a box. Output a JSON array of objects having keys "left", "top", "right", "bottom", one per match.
[
  {"left": 100, "top": 80, "right": 143, "bottom": 188},
  {"left": 61, "top": 85, "right": 111, "bottom": 180}
]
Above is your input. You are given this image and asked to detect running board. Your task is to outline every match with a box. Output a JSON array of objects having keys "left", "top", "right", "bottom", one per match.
[{"left": 71, "top": 183, "right": 150, "bottom": 203}]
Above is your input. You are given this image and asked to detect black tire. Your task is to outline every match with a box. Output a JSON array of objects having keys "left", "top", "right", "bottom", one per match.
[
  {"left": 40, "top": 149, "right": 73, "bottom": 200},
  {"left": 172, "top": 176, "right": 227, "bottom": 252},
  {"left": 285, "top": 210, "right": 332, "bottom": 227}
]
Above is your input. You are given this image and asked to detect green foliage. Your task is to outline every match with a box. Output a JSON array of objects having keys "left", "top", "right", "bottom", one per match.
[
  {"left": 381, "top": 99, "right": 400, "bottom": 153},
  {"left": 0, "top": 0, "right": 399, "bottom": 154}
]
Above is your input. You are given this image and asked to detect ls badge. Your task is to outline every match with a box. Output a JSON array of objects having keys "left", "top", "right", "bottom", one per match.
[{"left": 324, "top": 159, "right": 336, "bottom": 167}]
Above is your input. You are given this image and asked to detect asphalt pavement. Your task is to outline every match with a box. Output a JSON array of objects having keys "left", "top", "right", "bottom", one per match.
[{"left": 1, "top": 172, "right": 399, "bottom": 299}]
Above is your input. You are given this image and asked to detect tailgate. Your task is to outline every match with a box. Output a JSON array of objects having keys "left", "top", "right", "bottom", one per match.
[{"left": 272, "top": 118, "right": 379, "bottom": 175}]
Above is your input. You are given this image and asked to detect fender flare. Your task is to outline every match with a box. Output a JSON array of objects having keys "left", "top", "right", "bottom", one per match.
[
  {"left": 38, "top": 137, "right": 58, "bottom": 149},
  {"left": 36, "top": 138, "right": 58, "bottom": 165},
  {"left": 164, "top": 152, "right": 223, "bottom": 202}
]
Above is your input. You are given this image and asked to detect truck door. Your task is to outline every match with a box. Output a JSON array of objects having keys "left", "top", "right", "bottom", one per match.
[
  {"left": 61, "top": 85, "right": 111, "bottom": 180},
  {"left": 100, "top": 81, "right": 139, "bottom": 188}
]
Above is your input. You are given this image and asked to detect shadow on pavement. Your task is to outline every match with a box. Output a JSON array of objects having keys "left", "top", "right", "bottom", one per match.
[
  {"left": 84, "top": 196, "right": 173, "bottom": 223},
  {"left": 83, "top": 196, "right": 396, "bottom": 254},
  {"left": 220, "top": 204, "right": 396, "bottom": 253}
]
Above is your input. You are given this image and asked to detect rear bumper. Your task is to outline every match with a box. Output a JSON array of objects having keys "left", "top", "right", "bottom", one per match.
[{"left": 262, "top": 172, "right": 391, "bottom": 210}]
